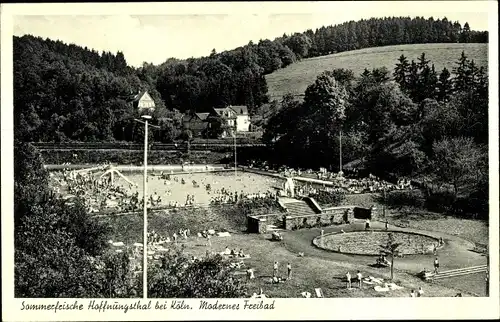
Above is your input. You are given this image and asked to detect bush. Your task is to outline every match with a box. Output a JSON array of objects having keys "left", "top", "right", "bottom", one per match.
[
  {"left": 385, "top": 189, "right": 425, "bottom": 209},
  {"left": 40, "top": 149, "right": 228, "bottom": 165},
  {"left": 148, "top": 250, "right": 247, "bottom": 298},
  {"left": 209, "top": 197, "right": 283, "bottom": 232},
  {"left": 424, "top": 189, "right": 456, "bottom": 213},
  {"left": 309, "top": 190, "right": 345, "bottom": 206},
  {"left": 451, "top": 195, "right": 488, "bottom": 220}
]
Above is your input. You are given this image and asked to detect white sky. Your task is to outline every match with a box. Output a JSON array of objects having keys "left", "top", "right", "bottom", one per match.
[{"left": 9, "top": 1, "right": 493, "bottom": 67}]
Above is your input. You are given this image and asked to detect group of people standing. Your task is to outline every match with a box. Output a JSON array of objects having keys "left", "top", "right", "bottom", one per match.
[
  {"left": 345, "top": 271, "right": 364, "bottom": 289},
  {"left": 271, "top": 261, "right": 292, "bottom": 284}
]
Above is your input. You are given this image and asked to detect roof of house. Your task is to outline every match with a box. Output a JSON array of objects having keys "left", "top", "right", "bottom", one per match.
[
  {"left": 184, "top": 112, "right": 210, "bottom": 122},
  {"left": 212, "top": 107, "right": 229, "bottom": 115},
  {"left": 229, "top": 105, "right": 248, "bottom": 115},
  {"left": 212, "top": 107, "right": 236, "bottom": 119},
  {"left": 127, "top": 90, "right": 146, "bottom": 102},
  {"left": 125, "top": 90, "right": 152, "bottom": 106},
  {"left": 195, "top": 112, "right": 210, "bottom": 121}
]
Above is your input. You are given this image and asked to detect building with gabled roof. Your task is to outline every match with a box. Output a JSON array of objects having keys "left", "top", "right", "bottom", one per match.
[
  {"left": 228, "top": 105, "right": 250, "bottom": 132},
  {"left": 128, "top": 90, "right": 156, "bottom": 111},
  {"left": 182, "top": 112, "right": 210, "bottom": 137},
  {"left": 208, "top": 105, "right": 252, "bottom": 136}
]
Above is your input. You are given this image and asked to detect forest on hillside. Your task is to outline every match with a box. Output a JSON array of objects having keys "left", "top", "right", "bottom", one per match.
[
  {"left": 263, "top": 51, "right": 488, "bottom": 218},
  {"left": 14, "top": 16, "right": 487, "bottom": 144}
]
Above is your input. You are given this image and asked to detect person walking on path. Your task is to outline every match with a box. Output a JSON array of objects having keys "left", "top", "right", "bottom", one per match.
[
  {"left": 410, "top": 289, "right": 416, "bottom": 297},
  {"left": 417, "top": 286, "right": 424, "bottom": 297},
  {"left": 346, "top": 272, "right": 352, "bottom": 289},
  {"left": 356, "top": 270, "right": 363, "bottom": 289},
  {"left": 273, "top": 261, "right": 279, "bottom": 277},
  {"left": 206, "top": 234, "right": 211, "bottom": 247},
  {"left": 433, "top": 257, "right": 440, "bottom": 274},
  {"left": 287, "top": 263, "right": 292, "bottom": 279}
]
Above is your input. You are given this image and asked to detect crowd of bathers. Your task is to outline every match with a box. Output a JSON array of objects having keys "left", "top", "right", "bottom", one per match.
[
  {"left": 51, "top": 167, "right": 282, "bottom": 213},
  {"left": 245, "top": 161, "right": 413, "bottom": 195}
]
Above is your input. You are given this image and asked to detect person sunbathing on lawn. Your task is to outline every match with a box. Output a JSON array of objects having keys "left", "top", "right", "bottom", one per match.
[{"left": 272, "top": 276, "right": 284, "bottom": 284}]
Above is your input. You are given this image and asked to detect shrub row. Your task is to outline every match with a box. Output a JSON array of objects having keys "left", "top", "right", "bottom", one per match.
[
  {"left": 385, "top": 188, "right": 488, "bottom": 220},
  {"left": 309, "top": 190, "right": 346, "bottom": 207},
  {"left": 40, "top": 149, "right": 230, "bottom": 165},
  {"left": 32, "top": 137, "right": 263, "bottom": 149},
  {"left": 385, "top": 190, "right": 426, "bottom": 208},
  {"left": 290, "top": 218, "right": 331, "bottom": 231}
]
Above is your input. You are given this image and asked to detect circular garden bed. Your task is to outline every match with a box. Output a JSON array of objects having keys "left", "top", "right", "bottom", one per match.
[{"left": 314, "top": 230, "right": 439, "bottom": 256}]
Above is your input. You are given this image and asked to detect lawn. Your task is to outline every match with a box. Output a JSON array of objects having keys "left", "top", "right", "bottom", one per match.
[
  {"left": 265, "top": 43, "right": 488, "bottom": 100},
  {"left": 98, "top": 188, "right": 488, "bottom": 298},
  {"left": 99, "top": 198, "right": 283, "bottom": 244},
  {"left": 144, "top": 232, "right": 471, "bottom": 298},
  {"left": 100, "top": 205, "right": 487, "bottom": 297},
  {"left": 339, "top": 192, "right": 489, "bottom": 246}
]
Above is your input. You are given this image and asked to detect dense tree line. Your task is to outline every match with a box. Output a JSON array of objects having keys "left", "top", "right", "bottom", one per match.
[
  {"left": 293, "top": 17, "right": 487, "bottom": 58},
  {"left": 263, "top": 51, "right": 488, "bottom": 218},
  {"left": 14, "top": 35, "right": 171, "bottom": 143},
  {"left": 141, "top": 17, "right": 486, "bottom": 115},
  {"left": 14, "top": 17, "right": 486, "bottom": 143},
  {"left": 154, "top": 46, "right": 273, "bottom": 114},
  {"left": 42, "top": 37, "right": 132, "bottom": 76}
]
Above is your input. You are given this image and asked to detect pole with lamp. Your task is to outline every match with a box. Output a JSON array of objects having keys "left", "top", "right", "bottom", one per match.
[{"left": 134, "top": 113, "right": 160, "bottom": 299}]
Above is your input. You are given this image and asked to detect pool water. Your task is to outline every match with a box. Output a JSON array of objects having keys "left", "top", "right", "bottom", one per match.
[{"left": 113, "top": 171, "right": 285, "bottom": 206}]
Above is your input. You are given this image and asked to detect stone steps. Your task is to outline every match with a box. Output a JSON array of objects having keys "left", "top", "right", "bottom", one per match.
[
  {"left": 432, "top": 265, "right": 487, "bottom": 280},
  {"left": 285, "top": 201, "right": 317, "bottom": 217},
  {"left": 266, "top": 224, "right": 284, "bottom": 232}
]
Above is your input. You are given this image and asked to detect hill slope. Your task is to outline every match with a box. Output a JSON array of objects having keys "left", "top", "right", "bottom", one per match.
[{"left": 265, "top": 43, "right": 488, "bottom": 100}]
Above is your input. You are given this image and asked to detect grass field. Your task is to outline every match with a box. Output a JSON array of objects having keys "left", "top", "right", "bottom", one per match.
[
  {"left": 100, "top": 190, "right": 488, "bottom": 297},
  {"left": 340, "top": 193, "right": 489, "bottom": 246},
  {"left": 265, "top": 43, "right": 488, "bottom": 100}
]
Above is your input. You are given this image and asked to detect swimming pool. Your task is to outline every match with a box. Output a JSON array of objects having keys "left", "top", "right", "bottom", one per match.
[{"left": 113, "top": 170, "right": 285, "bottom": 206}]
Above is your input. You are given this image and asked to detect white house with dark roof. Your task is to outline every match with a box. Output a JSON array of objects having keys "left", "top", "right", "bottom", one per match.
[
  {"left": 129, "top": 90, "right": 156, "bottom": 111},
  {"left": 211, "top": 107, "right": 236, "bottom": 126},
  {"left": 229, "top": 105, "right": 250, "bottom": 132}
]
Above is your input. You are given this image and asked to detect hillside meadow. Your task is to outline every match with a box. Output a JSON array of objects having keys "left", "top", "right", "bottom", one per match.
[{"left": 265, "top": 43, "right": 488, "bottom": 100}]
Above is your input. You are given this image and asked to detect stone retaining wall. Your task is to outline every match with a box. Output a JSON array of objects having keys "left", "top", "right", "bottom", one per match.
[
  {"left": 247, "top": 213, "right": 285, "bottom": 234},
  {"left": 284, "top": 206, "right": 375, "bottom": 231}
]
